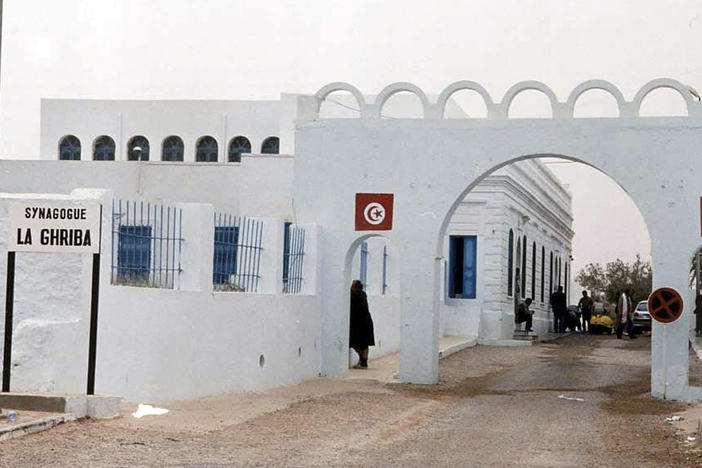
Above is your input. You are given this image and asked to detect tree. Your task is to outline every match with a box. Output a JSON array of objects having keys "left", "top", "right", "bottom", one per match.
[
  {"left": 575, "top": 254, "right": 652, "bottom": 304},
  {"left": 574, "top": 263, "right": 606, "bottom": 298}
]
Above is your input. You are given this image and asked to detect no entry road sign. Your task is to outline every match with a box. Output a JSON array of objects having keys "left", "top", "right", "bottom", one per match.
[{"left": 648, "top": 287, "right": 684, "bottom": 324}]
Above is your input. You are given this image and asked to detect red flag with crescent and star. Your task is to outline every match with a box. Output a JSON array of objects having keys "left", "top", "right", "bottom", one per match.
[{"left": 355, "top": 193, "right": 394, "bottom": 231}]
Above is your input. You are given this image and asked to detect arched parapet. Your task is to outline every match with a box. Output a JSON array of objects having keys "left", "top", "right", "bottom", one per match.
[
  {"left": 314, "top": 82, "right": 367, "bottom": 118},
  {"left": 632, "top": 78, "right": 701, "bottom": 117},
  {"left": 436, "top": 80, "right": 497, "bottom": 119},
  {"left": 566, "top": 79, "right": 627, "bottom": 118},
  {"left": 371, "top": 82, "right": 431, "bottom": 119},
  {"left": 499, "top": 81, "right": 562, "bottom": 118}
]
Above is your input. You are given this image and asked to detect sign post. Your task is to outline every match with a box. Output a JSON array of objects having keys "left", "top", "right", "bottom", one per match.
[
  {"left": 3, "top": 200, "right": 101, "bottom": 394},
  {"left": 648, "top": 287, "right": 684, "bottom": 400}
]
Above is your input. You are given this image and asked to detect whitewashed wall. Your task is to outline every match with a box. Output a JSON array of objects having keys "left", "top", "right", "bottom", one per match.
[
  {"left": 0, "top": 158, "right": 294, "bottom": 220},
  {"left": 0, "top": 190, "right": 322, "bottom": 402}
]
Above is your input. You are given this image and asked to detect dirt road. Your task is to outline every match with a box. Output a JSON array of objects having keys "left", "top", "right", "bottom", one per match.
[{"left": 2, "top": 334, "right": 701, "bottom": 467}]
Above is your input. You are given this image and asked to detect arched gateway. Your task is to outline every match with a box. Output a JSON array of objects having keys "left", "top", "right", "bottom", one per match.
[{"left": 290, "top": 78, "right": 702, "bottom": 401}]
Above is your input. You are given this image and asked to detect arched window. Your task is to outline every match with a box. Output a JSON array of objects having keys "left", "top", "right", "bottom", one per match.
[
  {"left": 59, "top": 135, "right": 81, "bottom": 160},
  {"left": 549, "top": 252, "right": 553, "bottom": 298},
  {"left": 127, "top": 136, "right": 150, "bottom": 161},
  {"left": 228, "top": 136, "right": 251, "bottom": 162},
  {"left": 521, "top": 236, "right": 527, "bottom": 298},
  {"left": 162, "top": 136, "right": 184, "bottom": 161},
  {"left": 261, "top": 136, "right": 279, "bottom": 154},
  {"left": 531, "top": 242, "right": 536, "bottom": 299},
  {"left": 507, "top": 230, "right": 514, "bottom": 296},
  {"left": 541, "top": 247, "right": 545, "bottom": 303},
  {"left": 196, "top": 136, "right": 218, "bottom": 162},
  {"left": 93, "top": 136, "right": 115, "bottom": 161}
]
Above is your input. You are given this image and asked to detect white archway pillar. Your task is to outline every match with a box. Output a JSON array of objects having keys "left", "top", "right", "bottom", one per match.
[{"left": 398, "top": 243, "right": 440, "bottom": 384}]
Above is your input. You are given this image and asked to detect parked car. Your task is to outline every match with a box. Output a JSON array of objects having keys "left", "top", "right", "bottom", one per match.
[{"left": 632, "top": 300, "right": 652, "bottom": 332}]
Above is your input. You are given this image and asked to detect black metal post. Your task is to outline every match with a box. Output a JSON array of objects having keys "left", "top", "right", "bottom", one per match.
[
  {"left": 2, "top": 251, "right": 15, "bottom": 392},
  {"left": 86, "top": 253, "right": 100, "bottom": 395}
]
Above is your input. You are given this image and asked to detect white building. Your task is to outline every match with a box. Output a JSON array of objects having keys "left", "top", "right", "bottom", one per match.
[{"left": 0, "top": 93, "right": 573, "bottom": 401}]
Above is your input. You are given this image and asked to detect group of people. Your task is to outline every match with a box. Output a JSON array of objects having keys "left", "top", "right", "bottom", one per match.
[
  {"left": 352, "top": 278, "right": 641, "bottom": 370},
  {"left": 516, "top": 286, "right": 639, "bottom": 340}
]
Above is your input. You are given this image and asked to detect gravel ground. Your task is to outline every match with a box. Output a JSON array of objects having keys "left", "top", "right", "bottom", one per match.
[{"left": 2, "top": 333, "right": 701, "bottom": 467}]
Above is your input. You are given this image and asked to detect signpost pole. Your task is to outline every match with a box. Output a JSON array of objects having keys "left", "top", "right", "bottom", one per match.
[
  {"left": 2, "top": 251, "right": 15, "bottom": 392},
  {"left": 86, "top": 252, "right": 100, "bottom": 395}
]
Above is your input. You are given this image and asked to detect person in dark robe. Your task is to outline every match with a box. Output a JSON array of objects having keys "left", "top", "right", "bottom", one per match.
[{"left": 349, "top": 280, "right": 375, "bottom": 369}]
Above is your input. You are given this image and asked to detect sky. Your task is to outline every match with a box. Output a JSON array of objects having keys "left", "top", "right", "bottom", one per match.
[{"left": 1, "top": 0, "right": 700, "bottom": 288}]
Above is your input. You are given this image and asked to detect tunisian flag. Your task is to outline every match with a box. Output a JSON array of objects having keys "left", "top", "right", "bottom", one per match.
[{"left": 355, "top": 193, "right": 394, "bottom": 231}]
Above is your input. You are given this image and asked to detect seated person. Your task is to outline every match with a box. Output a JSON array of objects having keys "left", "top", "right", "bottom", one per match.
[{"left": 516, "top": 298, "right": 534, "bottom": 332}]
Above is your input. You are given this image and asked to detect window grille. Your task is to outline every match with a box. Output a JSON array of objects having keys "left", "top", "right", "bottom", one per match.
[
  {"left": 228, "top": 136, "right": 251, "bottom": 162},
  {"left": 128, "top": 136, "right": 150, "bottom": 161},
  {"left": 283, "top": 223, "right": 306, "bottom": 294},
  {"left": 162, "top": 136, "right": 184, "bottom": 161},
  {"left": 111, "top": 199, "right": 183, "bottom": 288},
  {"left": 261, "top": 136, "right": 280, "bottom": 154},
  {"left": 93, "top": 135, "right": 115, "bottom": 161},
  {"left": 359, "top": 241, "right": 368, "bottom": 288},
  {"left": 196, "top": 136, "right": 218, "bottom": 162},
  {"left": 59, "top": 135, "right": 81, "bottom": 160},
  {"left": 213, "top": 214, "right": 263, "bottom": 292},
  {"left": 382, "top": 244, "right": 388, "bottom": 295}
]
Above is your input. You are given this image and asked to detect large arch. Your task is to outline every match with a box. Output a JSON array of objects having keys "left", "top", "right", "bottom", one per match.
[{"left": 293, "top": 80, "right": 702, "bottom": 401}]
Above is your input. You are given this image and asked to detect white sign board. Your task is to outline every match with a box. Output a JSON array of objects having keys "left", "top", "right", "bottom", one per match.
[{"left": 8, "top": 201, "right": 101, "bottom": 253}]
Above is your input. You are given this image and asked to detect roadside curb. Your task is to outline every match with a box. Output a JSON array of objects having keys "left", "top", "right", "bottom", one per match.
[
  {"left": 0, "top": 413, "right": 77, "bottom": 442},
  {"left": 439, "top": 337, "right": 477, "bottom": 359}
]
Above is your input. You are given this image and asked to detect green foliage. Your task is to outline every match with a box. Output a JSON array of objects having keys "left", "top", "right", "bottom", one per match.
[{"left": 575, "top": 254, "right": 652, "bottom": 304}]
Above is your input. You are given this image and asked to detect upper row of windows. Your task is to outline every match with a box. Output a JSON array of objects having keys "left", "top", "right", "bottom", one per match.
[{"left": 58, "top": 135, "right": 280, "bottom": 162}]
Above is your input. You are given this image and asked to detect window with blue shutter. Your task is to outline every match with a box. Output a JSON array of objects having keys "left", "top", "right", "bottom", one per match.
[
  {"left": 117, "top": 225, "right": 152, "bottom": 283},
  {"left": 213, "top": 226, "right": 239, "bottom": 285},
  {"left": 448, "top": 235, "right": 477, "bottom": 299},
  {"left": 359, "top": 241, "right": 368, "bottom": 287}
]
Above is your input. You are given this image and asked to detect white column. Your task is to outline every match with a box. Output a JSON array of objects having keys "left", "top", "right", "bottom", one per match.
[{"left": 176, "top": 203, "right": 214, "bottom": 292}]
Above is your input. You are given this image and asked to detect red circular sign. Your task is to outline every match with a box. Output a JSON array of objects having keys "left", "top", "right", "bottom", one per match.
[{"left": 647, "top": 287, "right": 684, "bottom": 323}]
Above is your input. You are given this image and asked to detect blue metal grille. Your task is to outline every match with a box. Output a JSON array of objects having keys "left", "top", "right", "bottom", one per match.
[
  {"left": 359, "top": 241, "right": 368, "bottom": 288},
  {"left": 283, "top": 223, "right": 305, "bottom": 294},
  {"left": 213, "top": 214, "right": 263, "bottom": 292},
  {"left": 111, "top": 199, "right": 183, "bottom": 288}
]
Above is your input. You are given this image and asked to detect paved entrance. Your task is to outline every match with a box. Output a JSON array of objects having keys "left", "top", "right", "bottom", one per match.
[{"left": 3, "top": 335, "right": 700, "bottom": 466}]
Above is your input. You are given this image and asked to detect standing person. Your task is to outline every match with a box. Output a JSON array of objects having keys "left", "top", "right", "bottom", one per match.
[
  {"left": 349, "top": 280, "right": 375, "bottom": 369},
  {"left": 515, "top": 298, "right": 534, "bottom": 332},
  {"left": 616, "top": 287, "right": 636, "bottom": 339},
  {"left": 578, "top": 290, "right": 594, "bottom": 334},
  {"left": 550, "top": 286, "right": 567, "bottom": 333}
]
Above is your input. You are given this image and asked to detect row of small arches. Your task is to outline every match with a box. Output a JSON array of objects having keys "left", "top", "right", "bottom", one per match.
[
  {"left": 58, "top": 135, "right": 280, "bottom": 161},
  {"left": 314, "top": 78, "right": 702, "bottom": 119}
]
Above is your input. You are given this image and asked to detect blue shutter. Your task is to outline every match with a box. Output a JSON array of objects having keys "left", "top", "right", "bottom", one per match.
[
  {"left": 213, "top": 226, "right": 239, "bottom": 284},
  {"left": 359, "top": 241, "right": 368, "bottom": 287},
  {"left": 462, "top": 236, "right": 477, "bottom": 298},
  {"left": 117, "top": 225, "right": 152, "bottom": 282}
]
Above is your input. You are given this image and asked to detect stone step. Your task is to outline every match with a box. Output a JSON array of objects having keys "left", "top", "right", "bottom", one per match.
[{"left": 0, "top": 392, "right": 121, "bottom": 419}]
